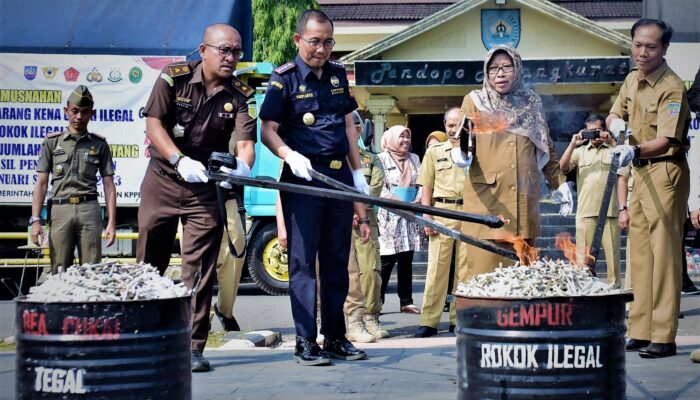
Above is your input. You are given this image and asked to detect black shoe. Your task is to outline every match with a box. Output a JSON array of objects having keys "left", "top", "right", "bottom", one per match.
[
  {"left": 213, "top": 304, "right": 240, "bottom": 331},
  {"left": 443, "top": 302, "right": 450, "bottom": 313},
  {"left": 414, "top": 326, "right": 438, "bottom": 338},
  {"left": 294, "top": 336, "right": 331, "bottom": 366},
  {"left": 639, "top": 343, "right": 677, "bottom": 358},
  {"left": 191, "top": 351, "right": 211, "bottom": 372},
  {"left": 681, "top": 284, "right": 700, "bottom": 295},
  {"left": 679, "top": 312, "right": 685, "bottom": 319},
  {"left": 323, "top": 336, "right": 367, "bottom": 360},
  {"left": 448, "top": 324, "right": 456, "bottom": 333},
  {"left": 625, "top": 338, "right": 651, "bottom": 351}
]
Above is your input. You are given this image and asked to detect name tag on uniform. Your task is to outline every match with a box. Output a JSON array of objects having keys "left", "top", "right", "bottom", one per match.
[
  {"left": 330, "top": 88, "right": 345, "bottom": 95},
  {"left": 218, "top": 112, "right": 234, "bottom": 119},
  {"left": 437, "top": 158, "right": 448, "bottom": 162}
]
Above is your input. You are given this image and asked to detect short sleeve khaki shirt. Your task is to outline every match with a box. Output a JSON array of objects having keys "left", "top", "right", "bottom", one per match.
[
  {"left": 569, "top": 142, "right": 618, "bottom": 218},
  {"left": 610, "top": 62, "right": 690, "bottom": 157},
  {"left": 417, "top": 141, "right": 464, "bottom": 200},
  {"left": 36, "top": 130, "right": 114, "bottom": 198}
]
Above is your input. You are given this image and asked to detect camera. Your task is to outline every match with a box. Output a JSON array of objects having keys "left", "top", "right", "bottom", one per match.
[{"left": 581, "top": 130, "right": 601, "bottom": 140}]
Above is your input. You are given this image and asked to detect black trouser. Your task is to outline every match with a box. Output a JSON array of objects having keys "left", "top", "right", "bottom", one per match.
[
  {"left": 380, "top": 251, "right": 414, "bottom": 307},
  {"left": 682, "top": 218, "right": 697, "bottom": 289}
]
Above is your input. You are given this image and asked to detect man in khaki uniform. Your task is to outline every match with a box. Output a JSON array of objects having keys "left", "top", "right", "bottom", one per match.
[
  {"left": 608, "top": 19, "right": 690, "bottom": 358},
  {"left": 30, "top": 85, "right": 116, "bottom": 271},
  {"left": 344, "top": 112, "right": 388, "bottom": 341},
  {"left": 559, "top": 114, "right": 621, "bottom": 285},
  {"left": 415, "top": 107, "right": 467, "bottom": 337},
  {"left": 211, "top": 134, "right": 247, "bottom": 332}
]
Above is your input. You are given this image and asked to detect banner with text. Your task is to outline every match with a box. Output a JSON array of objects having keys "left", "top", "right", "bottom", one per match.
[{"left": 0, "top": 54, "right": 184, "bottom": 206}]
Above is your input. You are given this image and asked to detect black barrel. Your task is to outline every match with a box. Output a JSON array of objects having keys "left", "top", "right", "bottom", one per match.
[
  {"left": 455, "top": 293, "right": 631, "bottom": 400},
  {"left": 16, "top": 296, "right": 191, "bottom": 400}
]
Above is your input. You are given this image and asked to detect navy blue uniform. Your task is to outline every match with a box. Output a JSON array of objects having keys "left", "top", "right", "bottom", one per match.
[{"left": 260, "top": 55, "right": 358, "bottom": 339}]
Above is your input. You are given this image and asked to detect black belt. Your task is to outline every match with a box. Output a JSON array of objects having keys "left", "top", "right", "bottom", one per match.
[
  {"left": 50, "top": 194, "right": 98, "bottom": 205},
  {"left": 304, "top": 154, "right": 345, "bottom": 170},
  {"left": 434, "top": 198, "right": 463, "bottom": 205},
  {"left": 632, "top": 155, "right": 682, "bottom": 168}
]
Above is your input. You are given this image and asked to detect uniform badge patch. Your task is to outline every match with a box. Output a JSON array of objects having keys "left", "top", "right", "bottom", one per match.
[
  {"left": 270, "top": 81, "right": 284, "bottom": 90},
  {"left": 224, "top": 103, "right": 234, "bottom": 112},
  {"left": 173, "top": 124, "right": 185, "bottom": 138},
  {"left": 247, "top": 98, "right": 257, "bottom": 119},
  {"left": 160, "top": 73, "right": 174, "bottom": 87},
  {"left": 303, "top": 112, "right": 315, "bottom": 126},
  {"left": 667, "top": 99, "right": 681, "bottom": 116},
  {"left": 330, "top": 76, "right": 340, "bottom": 87},
  {"left": 89, "top": 146, "right": 97, "bottom": 155},
  {"left": 299, "top": 84, "right": 306, "bottom": 92}
]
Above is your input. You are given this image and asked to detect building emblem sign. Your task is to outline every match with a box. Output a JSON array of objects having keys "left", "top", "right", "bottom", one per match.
[{"left": 482, "top": 9, "right": 521, "bottom": 50}]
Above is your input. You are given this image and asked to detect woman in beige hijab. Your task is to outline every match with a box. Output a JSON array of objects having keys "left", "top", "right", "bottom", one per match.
[{"left": 457, "top": 45, "right": 572, "bottom": 280}]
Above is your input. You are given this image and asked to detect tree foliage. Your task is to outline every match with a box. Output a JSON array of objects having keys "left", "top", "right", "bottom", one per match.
[{"left": 252, "top": 0, "right": 319, "bottom": 65}]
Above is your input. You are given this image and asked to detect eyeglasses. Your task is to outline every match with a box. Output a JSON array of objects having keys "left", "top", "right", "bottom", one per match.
[
  {"left": 299, "top": 36, "right": 336, "bottom": 49},
  {"left": 487, "top": 65, "right": 515, "bottom": 75},
  {"left": 204, "top": 44, "right": 244, "bottom": 59}
]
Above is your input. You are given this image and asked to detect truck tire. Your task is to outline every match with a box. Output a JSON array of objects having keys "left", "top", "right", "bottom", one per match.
[{"left": 247, "top": 222, "right": 289, "bottom": 295}]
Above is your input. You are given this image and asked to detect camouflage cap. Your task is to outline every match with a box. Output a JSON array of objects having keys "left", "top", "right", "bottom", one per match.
[{"left": 67, "top": 85, "right": 94, "bottom": 107}]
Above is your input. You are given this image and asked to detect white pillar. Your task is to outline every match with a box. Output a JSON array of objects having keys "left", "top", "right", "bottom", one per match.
[{"left": 365, "top": 95, "right": 397, "bottom": 153}]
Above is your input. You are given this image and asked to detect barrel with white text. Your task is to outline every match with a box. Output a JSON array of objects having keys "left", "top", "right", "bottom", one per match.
[
  {"left": 455, "top": 294, "right": 631, "bottom": 400},
  {"left": 15, "top": 297, "right": 191, "bottom": 399}
]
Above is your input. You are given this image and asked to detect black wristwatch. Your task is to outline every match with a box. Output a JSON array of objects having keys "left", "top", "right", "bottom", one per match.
[
  {"left": 618, "top": 205, "right": 628, "bottom": 212},
  {"left": 29, "top": 216, "right": 42, "bottom": 225},
  {"left": 358, "top": 219, "right": 370, "bottom": 225},
  {"left": 632, "top": 145, "right": 641, "bottom": 160}
]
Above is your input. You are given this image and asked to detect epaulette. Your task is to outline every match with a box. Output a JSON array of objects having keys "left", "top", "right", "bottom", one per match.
[
  {"left": 274, "top": 62, "right": 296, "bottom": 74},
  {"left": 232, "top": 78, "right": 255, "bottom": 97},
  {"left": 329, "top": 60, "right": 346, "bottom": 70},
  {"left": 167, "top": 62, "right": 193, "bottom": 78},
  {"left": 90, "top": 132, "right": 106, "bottom": 141},
  {"left": 46, "top": 131, "right": 63, "bottom": 139}
]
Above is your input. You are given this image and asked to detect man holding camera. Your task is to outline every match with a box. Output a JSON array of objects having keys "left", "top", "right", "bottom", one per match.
[
  {"left": 559, "top": 114, "right": 621, "bottom": 286},
  {"left": 136, "top": 23, "right": 256, "bottom": 372}
]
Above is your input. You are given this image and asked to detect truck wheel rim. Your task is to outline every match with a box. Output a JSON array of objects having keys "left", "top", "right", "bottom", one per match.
[{"left": 262, "top": 238, "right": 289, "bottom": 282}]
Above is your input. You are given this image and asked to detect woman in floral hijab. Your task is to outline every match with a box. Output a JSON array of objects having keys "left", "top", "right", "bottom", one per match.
[{"left": 457, "top": 45, "right": 570, "bottom": 280}]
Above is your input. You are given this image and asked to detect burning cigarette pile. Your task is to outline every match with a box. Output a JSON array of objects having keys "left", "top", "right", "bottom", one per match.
[
  {"left": 26, "top": 263, "right": 188, "bottom": 302},
  {"left": 456, "top": 259, "right": 625, "bottom": 298}
]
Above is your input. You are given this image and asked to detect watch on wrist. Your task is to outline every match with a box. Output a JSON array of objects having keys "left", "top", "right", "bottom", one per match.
[
  {"left": 169, "top": 152, "right": 185, "bottom": 166},
  {"left": 29, "top": 216, "right": 42, "bottom": 225},
  {"left": 358, "top": 219, "right": 370, "bottom": 225},
  {"left": 618, "top": 205, "right": 628, "bottom": 212},
  {"left": 633, "top": 145, "right": 641, "bottom": 160}
]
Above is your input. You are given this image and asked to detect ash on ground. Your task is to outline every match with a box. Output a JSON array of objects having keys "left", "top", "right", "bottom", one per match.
[
  {"left": 26, "top": 263, "right": 188, "bottom": 302},
  {"left": 456, "top": 259, "right": 627, "bottom": 298}
]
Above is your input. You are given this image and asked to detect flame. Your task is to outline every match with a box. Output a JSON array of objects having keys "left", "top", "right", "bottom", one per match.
[
  {"left": 554, "top": 232, "right": 595, "bottom": 267},
  {"left": 471, "top": 110, "right": 510, "bottom": 134},
  {"left": 494, "top": 232, "right": 538, "bottom": 266}
]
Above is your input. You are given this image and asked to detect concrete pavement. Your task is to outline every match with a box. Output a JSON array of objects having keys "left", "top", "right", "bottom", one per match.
[{"left": 1, "top": 281, "right": 700, "bottom": 399}]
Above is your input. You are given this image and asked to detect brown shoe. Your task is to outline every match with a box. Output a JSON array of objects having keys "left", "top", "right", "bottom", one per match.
[{"left": 400, "top": 304, "right": 421, "bottom": 314}]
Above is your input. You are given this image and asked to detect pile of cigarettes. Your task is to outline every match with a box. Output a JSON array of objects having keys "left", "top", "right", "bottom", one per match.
[
  {"left": 26, "top": 262, "right": 188, "bottom": 302},
  {"left": 456, "top": 259, "right": 626, "bottom": 298}
]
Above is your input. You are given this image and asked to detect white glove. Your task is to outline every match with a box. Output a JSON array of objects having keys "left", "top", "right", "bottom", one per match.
[
  {"left": 176, "top": 156, "right": 208, "bottom": 183},
  {"left": 608, "top": 118, "right": 626, "bottom": 141},
  {"left": 554, "top": 182, "right": 574, "bottom": 216},
  {"left": 450, "top": 148, "right": 472, "bottom": 168},
  {"left": 285, "top": 151, "right": 313, "bottom": 181},
  {"left": 352, "top": 169, "right": 370, "bottom": 195},
  {"left": 612, "top": 144, "right": 635, "bottom": 167},
  {"left": 218, "top": 160, "right": 251, "bottom": 189}
]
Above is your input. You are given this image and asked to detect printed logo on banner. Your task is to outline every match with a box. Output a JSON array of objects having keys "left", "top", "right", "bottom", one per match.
[
  {"left": 64, "top": 67, "right": 80, "bottom": 81},
  {"left": 24, "top": 66, "right": 38, "bottom": 80},
  {"left": 481, "top": 9, "right": 521, "bottom": 50},
  {"left": 86, "top": 68, "right": 103, "bottom": 82},
  {"left": 41, "top": 66, "right": 58, "bottom": 79},
  {"left": 129, "top": 67, "right": 143, "bottom": 84},
  {"left": 107, "top": 69, "right": 123, "bottom": 83}
]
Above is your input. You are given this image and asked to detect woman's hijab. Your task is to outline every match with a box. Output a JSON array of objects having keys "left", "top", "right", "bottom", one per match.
[
  {"left": 468, "top": 45, "right": 551, "bottom": 169},
  {"left": 381, "top": 125, "right": 413, "bottom": 187},
  {"left": 425, "top": 131, "right": 448, "bottom": 148}
]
